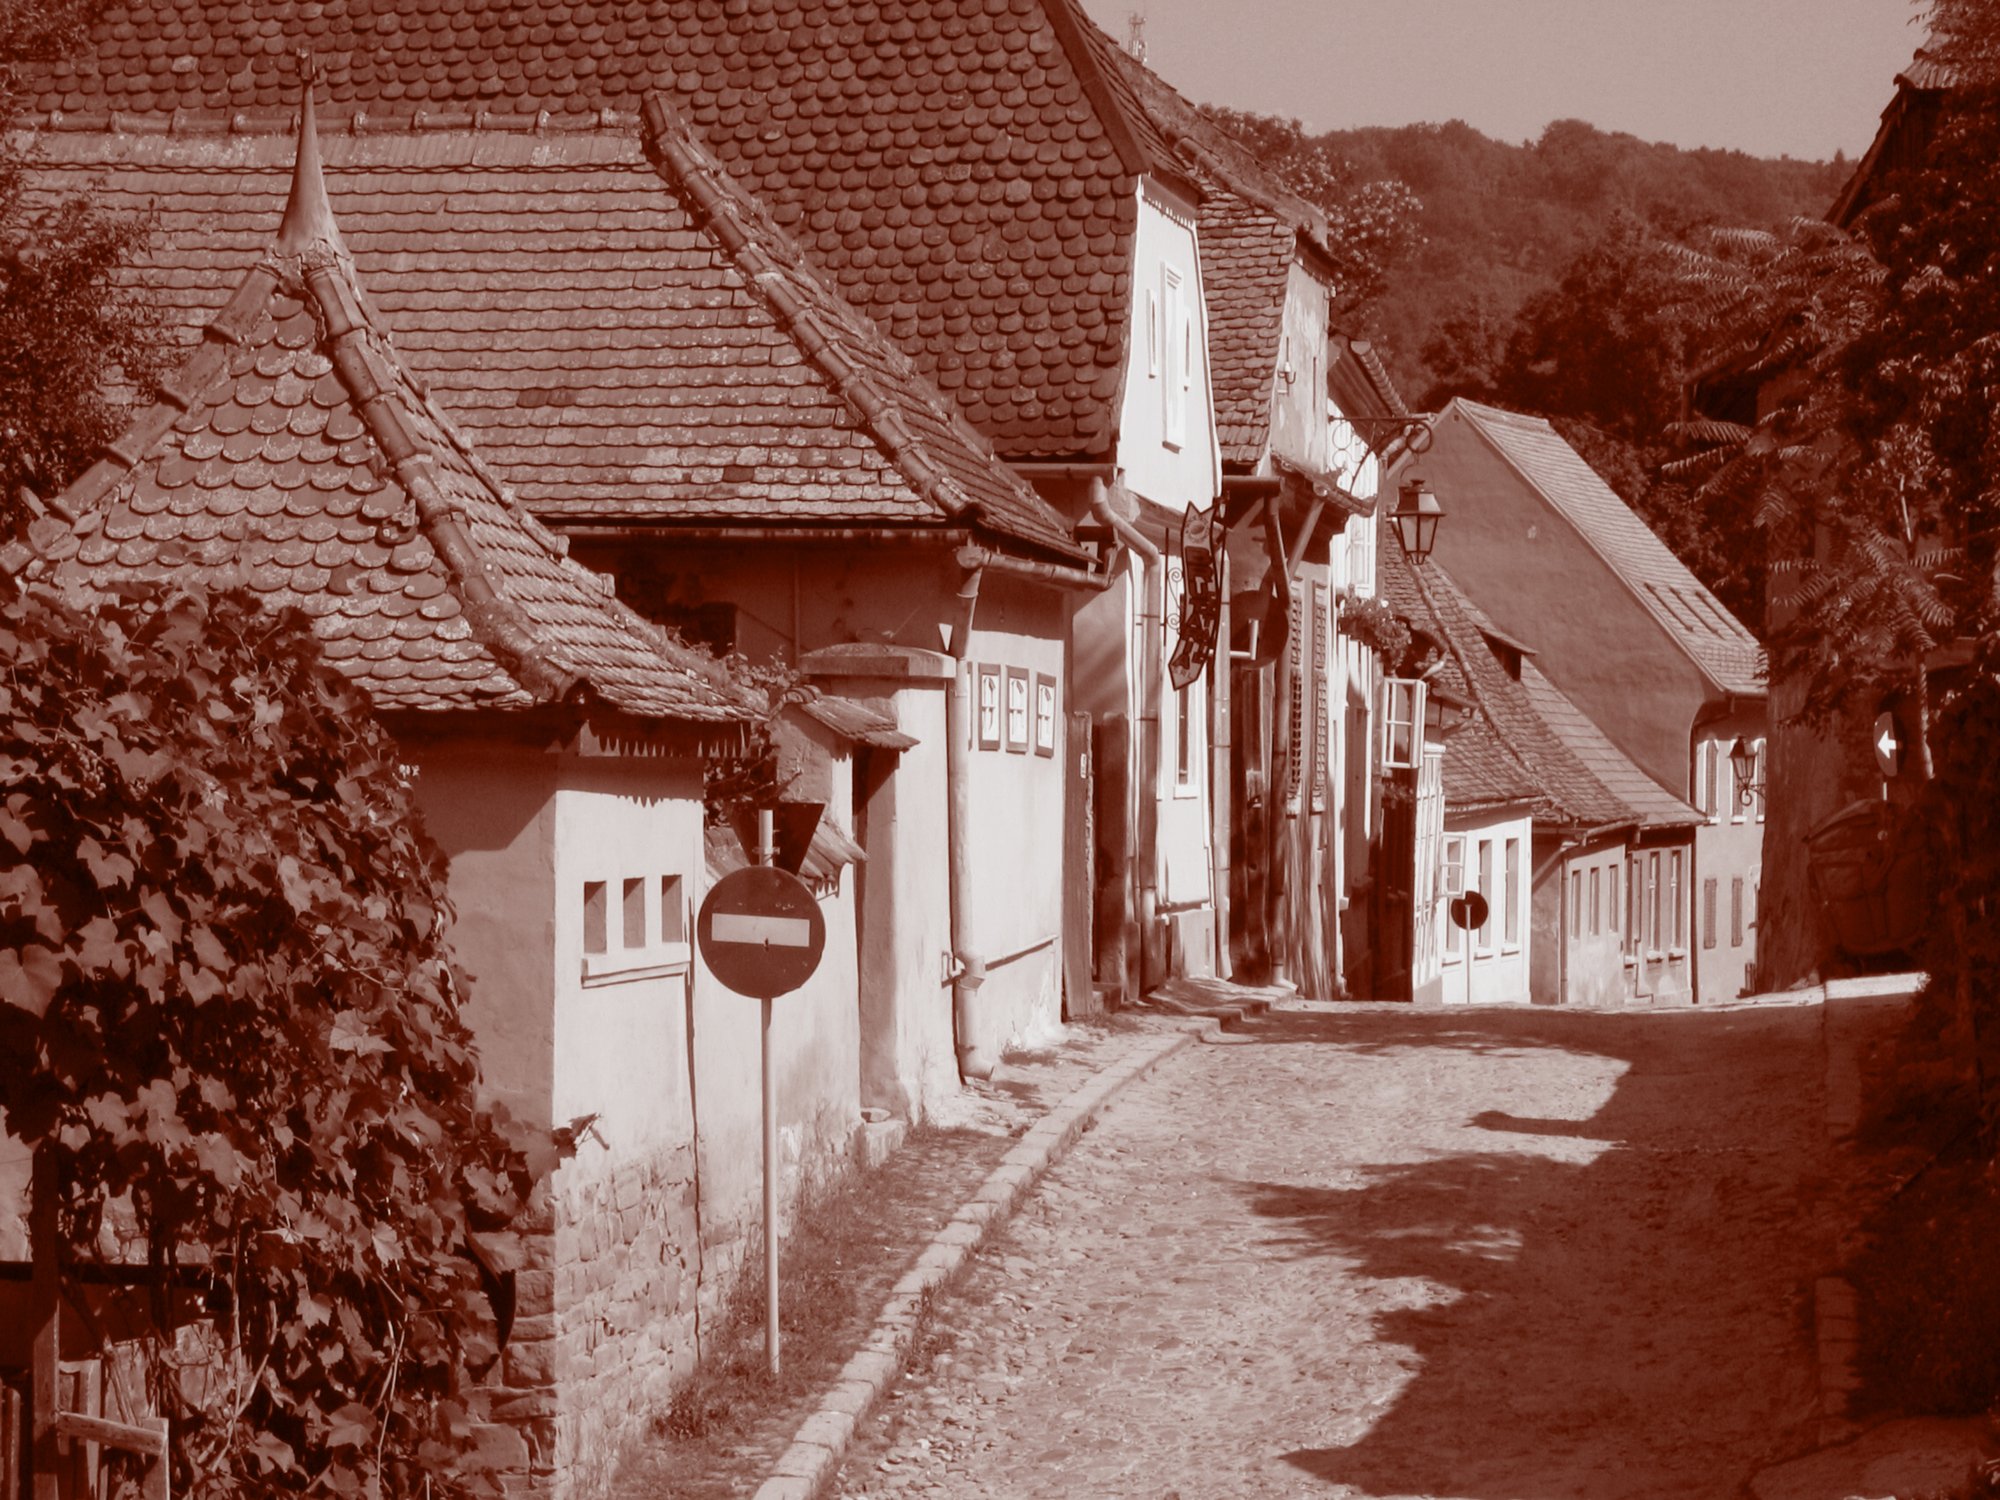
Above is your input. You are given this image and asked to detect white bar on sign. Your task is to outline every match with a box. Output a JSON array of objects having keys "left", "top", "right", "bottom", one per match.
[{"left": 713, "top": 912, "right": 814, "bottom": 947}]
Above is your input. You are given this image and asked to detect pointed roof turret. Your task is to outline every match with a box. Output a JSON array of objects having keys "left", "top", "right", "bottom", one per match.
[
  {"left": 28, "top": 74, "right": 754, "bottom": 729},
  {"left": 274, "top": 61, "right": 347, "bottom": 265}
]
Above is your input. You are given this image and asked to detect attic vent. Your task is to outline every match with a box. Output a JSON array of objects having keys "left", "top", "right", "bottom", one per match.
[{"left": 516, "top": 386, "right": 581, "bottom": 409}]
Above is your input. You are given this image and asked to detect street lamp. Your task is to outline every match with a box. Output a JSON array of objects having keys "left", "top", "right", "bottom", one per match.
[
  {"left": 1392, "top": 478, "right": 1445, "bottom": 564},
  {"left": 1729, "top": 736, "right": 1762, "bottom": 807}
]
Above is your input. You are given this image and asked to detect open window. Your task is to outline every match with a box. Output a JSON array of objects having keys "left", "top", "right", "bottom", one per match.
[{"left": 1380, "top": 677, "right": 1427, "bottom": 771}]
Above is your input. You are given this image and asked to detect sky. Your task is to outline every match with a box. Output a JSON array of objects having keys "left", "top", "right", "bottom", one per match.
[{"left": 1078, "top": 0, "right": 1930, "bottom": 161}]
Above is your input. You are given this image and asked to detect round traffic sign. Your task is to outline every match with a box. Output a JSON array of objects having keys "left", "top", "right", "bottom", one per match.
[
  {"left": 1448, "top": 891, "right": 1489, "bottom": 932},
  {"left": 697, "top": 866, "right": 827, "bottom": 1000},
  {"left": 1873, "top": 711, "right": 1901, "bottom": 779}
]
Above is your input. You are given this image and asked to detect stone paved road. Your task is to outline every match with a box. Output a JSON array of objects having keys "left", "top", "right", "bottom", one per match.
[{"left": 833, "top": 1002, "right": 1830, "bottom": 1500}]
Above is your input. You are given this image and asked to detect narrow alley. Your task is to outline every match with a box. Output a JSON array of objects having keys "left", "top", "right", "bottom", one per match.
[{"left": 834, "top": 1002, "right": 1830, "bottom": 1500}]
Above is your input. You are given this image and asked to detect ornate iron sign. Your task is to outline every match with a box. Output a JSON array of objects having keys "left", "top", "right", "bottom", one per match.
[{"left": 1167, "top": 501, "right": 1223, "bottom": 691}]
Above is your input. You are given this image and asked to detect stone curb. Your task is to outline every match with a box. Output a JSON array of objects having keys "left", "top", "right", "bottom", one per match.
[{"left": 749, "top": 1021, "right": 1213, "bottom": 1500}]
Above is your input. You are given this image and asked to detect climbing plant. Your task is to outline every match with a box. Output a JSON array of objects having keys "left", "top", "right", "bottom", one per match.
[{"left": 0, "top": 574, "right": 532, "bottom": 1499}]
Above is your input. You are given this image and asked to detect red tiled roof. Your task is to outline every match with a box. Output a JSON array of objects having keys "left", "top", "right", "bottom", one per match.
[
  {"left": 1198, "top": 192, "right": 1296, "bottom": 468},
  {"left": 26, "top": 92, "right": 753, "bottom": 725},
  {"left": 26, "top": 121, "right": 1078, "bottom": 558},
  {"left": 1379, "top": 541, "right": 1668, "bottom": 828},
  {"left": 26, "top": 0, "right": 1193, "bottom": 459}
]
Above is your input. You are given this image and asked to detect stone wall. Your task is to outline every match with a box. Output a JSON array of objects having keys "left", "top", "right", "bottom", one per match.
[{"left": 547, "top": 1140, "right": 703, "bottom": 1499}]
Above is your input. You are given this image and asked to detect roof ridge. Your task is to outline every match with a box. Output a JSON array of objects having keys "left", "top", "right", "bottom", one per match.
[{"left": 639, "top": 93, "right": 990, "bottom": 531}]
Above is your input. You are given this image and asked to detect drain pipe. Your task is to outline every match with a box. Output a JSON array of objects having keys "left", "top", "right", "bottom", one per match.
[
  {"left": 944, "top": 564, "right": 995, "bottom": 1078},
  {"left": 1088, "top": 478, "right": 1163, "bottom": 998}
]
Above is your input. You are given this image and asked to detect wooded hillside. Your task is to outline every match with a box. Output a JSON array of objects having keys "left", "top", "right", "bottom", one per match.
[{"left": 1316, "top": 118, "right": 1846, "bottom": 401}]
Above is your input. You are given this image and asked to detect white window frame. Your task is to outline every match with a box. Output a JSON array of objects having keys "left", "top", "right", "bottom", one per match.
[
  {"left": 1753, "top": 738, "right": 1767, "bottom": 824},
  {"left": 1698, "top": 740, "right": 1719, "bottom": 822},
  {"left": 1347, "top": 514, "right": 1376, "bottom": 599},
  {"left": 1380, "top": 677, "right": 1427, "bottom": 771},
  {"left": 1169, "top": 670, "right": 1206, "bottom": 799},
  {"left": 1503, "top": 836, "right": 1521, "bottom": 951},
  {"left": 1475, "top": 838, "right": 1495, "bottom": 957},
  {"left": 1161, "top": 265, "right": 1186, "bottom": 450},
  {"left": 1442, "top": 834, "right": 1466, "bottom": 961}
]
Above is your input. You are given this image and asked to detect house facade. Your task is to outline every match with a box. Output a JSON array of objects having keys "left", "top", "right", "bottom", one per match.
[
  {"left": 1395, "top": 398, "right": 1764, "bottom": 1004},
  {"left": 1378, "top": 542, "right": 1703, "bottom": 1006}
]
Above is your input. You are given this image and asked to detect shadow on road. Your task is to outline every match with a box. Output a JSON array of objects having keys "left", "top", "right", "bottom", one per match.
[{"left": 1231, "top": 1004, "right": 1827, "bottom": 1499}]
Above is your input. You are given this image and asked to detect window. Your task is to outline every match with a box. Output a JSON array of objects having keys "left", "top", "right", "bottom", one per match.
[
  {"left": 1729, "top": 747, "right": 1746, "bottom": 824},
  {"left": 1590, "top": 866, "right": 1602, "bottom": 936},
  {"left": 1176, "top": 684, "right": 1194, "bottom": 786},
  {"left": 976, "top": 664, "right": 1002, "bottom": 750},
  {"left": 1504, "top": 837, "right": 1520, "bottom": 948},
  {"left": 1699, "top": 741, "right": 1719, "bottom": 821},
  {"left": 1625, "top": 856, "right": 1641, "bottom": 955},
  {"left": 622, "top": 877, "right": 646, "bottom": 950},
  {"left": 1731, "top": 877, "right": 1746, "bottom": 947},
  {"left": 1443, "top": 836, "right": 1465, "bottom": 960},
  {"left": 1161, "top": 265, "right": 1186, "bottom": 449},
  {"left": 660, "top": 875, "right": 685, "bottom": 944},
  {"left": 1703, "top": 878, "right": 1718, "bottom": 950},
  {"left": 1034, "top": 673, "right": 1058, "bottom": 757},
  {"left": 1380, "top": 678, "right": 1427, "bottom": 771},
  {"left": 1753, "top": 738, "right": 1767, "bottom": 823},
  {"left": 1005, "top": 666, "right": 1031, "bottom": 753},
  {"left": 1669, "top": 849, "right": 1685, "bottom": 949},
  {"left": 1570, "top": 869, "right": 1583, "bottom": 938},
  {"left": 583, "top": 880, "right": 609, "bottom": 956},
  {"left": 1476, "top": 839, "right": 1494, "bottom": 953},
  {"left": 1609, "top": 863, "right": 1620, "bottom": 936},
  {"left": 1347, "top": 514, "right": 1375, "bottom": 598},
  {"left": 1648, "top": 852, "right": 1662, "bottom": 953}
]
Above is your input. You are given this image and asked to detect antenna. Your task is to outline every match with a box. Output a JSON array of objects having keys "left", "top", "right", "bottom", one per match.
[{"left": 1126, "top": 9, "right": 1147, "bottom": 63}]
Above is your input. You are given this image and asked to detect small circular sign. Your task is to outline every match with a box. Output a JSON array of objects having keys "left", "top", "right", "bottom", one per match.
[
  {"left": 697, "top": 866, "right": 827, "bottom": 1000},
  {"left": 1448, "top": 891, "right": 1490, "bottom": 932},
  {"left": 1873, "top": 711, "right": 1902, "bottom": 779}
]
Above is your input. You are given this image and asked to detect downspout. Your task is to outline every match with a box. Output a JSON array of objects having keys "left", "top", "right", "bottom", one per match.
[
  {"left": 945, "top": 564, "right": 993, "bottom": 1078},
  {"left": 1089, "top": 478, "right": 1162, "bottom": 996}
]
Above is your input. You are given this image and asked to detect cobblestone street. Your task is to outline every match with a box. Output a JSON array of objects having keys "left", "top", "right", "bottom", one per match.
[{"left": 833, "top": 1001, "right": 1830, "bottom": 1500}]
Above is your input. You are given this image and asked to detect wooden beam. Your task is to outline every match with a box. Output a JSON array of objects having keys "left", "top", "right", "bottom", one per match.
[{"left": 52, "top": 1414, "right": 167, "bottom": 1461}]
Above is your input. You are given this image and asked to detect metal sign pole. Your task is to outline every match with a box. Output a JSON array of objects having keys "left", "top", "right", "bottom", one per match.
[{"left": 757, "top": 807, "right": 780, "bottom": 1378}]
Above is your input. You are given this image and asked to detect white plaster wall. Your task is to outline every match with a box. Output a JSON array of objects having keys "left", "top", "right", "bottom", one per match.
[
  {"left": 413, "top": 743, "right": 561, "bottom": 1130},
  {"left": 962, "top": 597, "right": 1068, "bottom": 1054},
  {"left": 1115, "top": 184, "right": 1222, "bottom": 514},
  {"left": 548, "top": 757, "right": 706, "bottom": 1148},
  {"left": 1441, "top": 812, "right": 1534, "bottom": 1004},
  {"left": 1268, "top": 262, "right": 1334, "bottom": 471}
]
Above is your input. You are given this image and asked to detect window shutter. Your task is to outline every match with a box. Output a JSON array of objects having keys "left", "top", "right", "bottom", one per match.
[
  {"left": 1311, "top": 585, "right": 1329, "bottom": 813},
  {"left": 1283, "top": 593, "right": 1306, "bottom": 804},
  {"left": 1703, "top": 878, "right": 1718, "bottom": 949}
]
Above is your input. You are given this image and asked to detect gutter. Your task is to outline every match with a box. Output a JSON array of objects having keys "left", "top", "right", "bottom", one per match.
[
  {"left": 1088, "top": 478, "right": 1163, "bottom": 996},
  {"left": 944, "top": 566, "right": 994, "bottom": 1079}
]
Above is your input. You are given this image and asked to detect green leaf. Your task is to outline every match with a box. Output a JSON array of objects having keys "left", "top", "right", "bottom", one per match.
[
  {"left": 0, "top": 943, "right": 63, "bottom": 1016},
  {"left": 330, "top": 1012, "right": 393, "bottom": 1057}
]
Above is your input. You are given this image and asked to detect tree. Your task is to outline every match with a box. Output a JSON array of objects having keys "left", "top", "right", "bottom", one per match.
[
  {"left": 0, "top": 575, "right": 533, "bottom": 1498},
  {"left": 1196, "top": 105, "right": 1423, "bottom": 315},
  {"left": 0, "top": 0, "right": 161, "bottom": 533}
]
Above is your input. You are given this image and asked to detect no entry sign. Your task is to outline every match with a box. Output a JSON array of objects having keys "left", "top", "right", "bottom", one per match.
[{"left": 697, "top": 865, "right": 827, "bottom": 999}]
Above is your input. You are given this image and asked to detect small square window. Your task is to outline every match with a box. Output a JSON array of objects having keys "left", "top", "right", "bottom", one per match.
[
  {"left": 1034, "top": 673, "right": 1058, "bottom": 757},
  {"left": 1005, "top": 667, "right": 1031, "bottom": 753},
  {"left": 623, "top": 878, "right": 646, "bottom": 950},
  {"left": 976, "top": 665, "right": 1002, "bottom": 750},
  {"left": 583, "top": 881, "right": 608, "bottom": 956},
  {"left": 660, "top": 874, "right": 685, "bottom": 944}
]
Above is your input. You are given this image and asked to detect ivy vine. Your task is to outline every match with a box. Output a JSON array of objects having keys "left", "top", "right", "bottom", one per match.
[{"left": 0, "top": 575, "right": 532, "bottom": 1500}]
